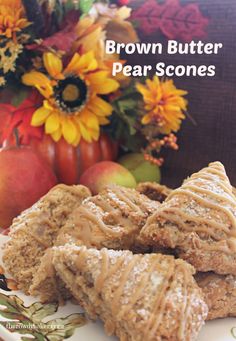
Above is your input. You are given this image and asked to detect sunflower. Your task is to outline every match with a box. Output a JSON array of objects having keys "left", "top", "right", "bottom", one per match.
[
  {"left": 22, "top": 51, "right": 119, "bottom": 145},
  {"left": 136, "top": 76, "right": 187, "bottom": 134},
  {"left": 0, "top": 0, "right": 30, "bottom": 40}
]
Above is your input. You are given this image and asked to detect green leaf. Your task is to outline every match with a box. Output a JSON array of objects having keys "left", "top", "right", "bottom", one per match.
[
  {"left": 113, "top": 99, "right": 138, "bottom": 136},
  {"left": 0, "top": 293, "right": 24, "bottom": 314},
  {"left": 0, "top": 311, "right": 27, "bottom": 320},
  {"left": 79, "top": 0, "right": 95, "bottom": 14},
  {"left": 23, "top": 302, "right": 58, "bottom": 322},
  {"left": 0, "top": 292, "right": 87, "bottom": 341},
  {"left": 0, "top": 293, "right": 57, "bottom": 322},
  {"left": 44, "top": 314, "right": 87, "bottom": 340},
  {"left": 118, "top": 98, "right": 137, "bottom": 112}
]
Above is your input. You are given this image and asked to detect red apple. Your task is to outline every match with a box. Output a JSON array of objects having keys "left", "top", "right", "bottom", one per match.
[
  {"left": 79, "top": 161, "right": 137, "bottom": 194},
  {"left": 0, "top": 146, "right": 57, "bottom": 228}
]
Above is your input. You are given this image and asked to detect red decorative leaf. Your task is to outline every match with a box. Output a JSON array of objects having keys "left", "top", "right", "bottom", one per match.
[
  {"left": 27, "top": 24, "right": 77, "bottom": 52},
  {"left": 27, "top": 11, "right": 79, "bottom": 52},
  {"left": 131, "top": 0, "right": 161, "bottom": 35},
  {"left": 131, "top": 0, "right": 209, "bottom": 41},
  {"left": 1, "top": 90, "right": 43, "bottom": 145}
]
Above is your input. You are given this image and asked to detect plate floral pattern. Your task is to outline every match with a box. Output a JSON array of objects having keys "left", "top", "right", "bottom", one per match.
[{"left": 0, "top": 235, "right": 235, "bottom": 341}]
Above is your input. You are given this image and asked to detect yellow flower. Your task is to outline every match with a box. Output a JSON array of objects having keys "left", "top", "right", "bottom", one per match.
[
  {"left": 74, "top": 5, "right": 138, "bottom": 61},
  {"left": 22, "top": 51, "right": 119, "bottom": 146},
  {"left": 136, "top": 76, "right": 187, "bottom": 134},
  {"left": 74, "top": 17, "right": 106, "bottom": 62},
  {"left": 0, "top": 0, "right": 30, "bottom": 40},
  {"left": 73, "top": 5, "right": 138, "bottom": 89}
]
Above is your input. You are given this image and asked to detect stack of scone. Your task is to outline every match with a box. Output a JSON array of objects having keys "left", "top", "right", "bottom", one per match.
[
  {"left": 3, "top": 161, "right": 235, "bottom": 341},
  {"left": 139, "top": 162, "right": 236, "bottom": 321}
]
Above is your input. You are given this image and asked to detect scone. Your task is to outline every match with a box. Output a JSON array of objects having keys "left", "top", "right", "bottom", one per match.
[
  {"left": 30, "top": 185, "right": 160, "bottom": 302},
  {"left": 56, "top": 184, "right": 160, "bottom": 250},
  {"left": 196, "top": 272, "right": 236, "bottom": 320},
  {"left": 3, "top": 184, "right": 91, "bottom": 293},
  {"left": 52, "top": 244, "right": 208, "bottom": 341},
  {"left": 140, "top": 162, "right": 236, "bottom": 275}
]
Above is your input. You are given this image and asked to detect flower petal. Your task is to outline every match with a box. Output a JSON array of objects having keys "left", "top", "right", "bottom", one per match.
[
  {"left": 62, "top": 118, "right": 78, "bottom": 144},
  {"left": 43, "top": 52, "right": 63, "bottom": 80},
  {"left": 96, "top": 79, "right": 119, "bottom": 94},
  {"left": 45, "top": 113, "right": 60, "bottom": 134},
  {"left": 97, "top": 116, "right": 110, "bottom": 125},
  {"left": 88, "top": 127, "right": 99, "bottom": 141},
  {"left": 136, "top": 83, "right": 149, "bottom": 97},
  {"left": 64, "top": 51, "right": 97, "bottom": 76},
  {"left": 64, "top": 53, "right": 81, "bottom": 75},
  {"left": 31, "top": 106, "right": 51, "bottom": 126},
  {"left": 77, "top": 120, "right": 92, "bottom": 142},
  {"left": 22, "top": 71, "right": 53, "bottom": 98},
  {"left": 72, "top": 128, "right": 81, "bottom": 146},
  {"left": 80, "top": 110, "right": 99, "bottom": 131},
  {"left": 88, "top": 96, "right": 113, "bottom": 117},
  {"left": 141, "top": 113, "right": 151, "bottom": 125},
  {"left": 51, "top": 128, "right": 62, "bottom": 142},
  {"left": 77, "top": 51, "right": 98, "bottom": 72},
  {"left": 88, "top": 71, "right": 119, "bottom": 94},
  {"left": 86, "top": 70, "right": 108, "bottom": 84}
]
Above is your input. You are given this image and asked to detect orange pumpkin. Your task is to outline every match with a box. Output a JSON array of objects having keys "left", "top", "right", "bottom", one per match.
[
  {"left": 3, "top": 133, "right": 118, "bottom": 185},
  {"left": 29, "top": 133, "right": 119, "bottom": 185}
]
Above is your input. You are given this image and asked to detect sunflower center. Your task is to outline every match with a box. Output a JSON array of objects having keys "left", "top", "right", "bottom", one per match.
[
  {"left": 62, "top": 84, "right": 80, "bottom": 102},
  {"left": 54, "top": 77, "right": 88, "bottom": 114}
]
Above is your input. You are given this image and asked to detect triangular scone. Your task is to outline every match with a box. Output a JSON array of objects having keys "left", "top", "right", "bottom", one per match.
[
  {"left": 30, "top": 185, "right": 160, "bottom": 303},
  {"left": 55, "top": 184, "right": 160, "bottom": 251},
  {"left": 140, "top": 162, "right": 236, "bottom": 275},
  {"left": 52, "top": 245, "right": 208, "bottom": 341},
  {"left": 3, "top": 184, "right": 91, "bottom": 293}
]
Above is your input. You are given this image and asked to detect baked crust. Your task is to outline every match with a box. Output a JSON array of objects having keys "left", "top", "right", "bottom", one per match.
[
  {"left": 136, "top": 182, "right": 172, "bottom": 202},
  {"left": 196, "top": 272, "right": 236, "bottom": 320},
  {"left": 56, "top": 184, "right": 160, "bottom": 250},
  {"left": 140, "top": 162, "right": 236, "bottom": 275},
  {"left": 3, "top": 184, "right": 91, "bottom": 293},
  {"left": 53, "top": 244, "right": 208, "bottom": 341}
]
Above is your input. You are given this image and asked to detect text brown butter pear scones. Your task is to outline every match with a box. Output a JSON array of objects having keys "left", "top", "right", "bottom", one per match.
[
  {"left": 52, "top": 244, "right": 208, "bottom": 341},
  {"left": 3, "top": 184, "right": 91, "bottom": 293},
  {"left": 30, "top": 185, "right": 160, "bottom": 303},
  {"left": 140, "top": 162, "right": 236, "bottom": 275}
]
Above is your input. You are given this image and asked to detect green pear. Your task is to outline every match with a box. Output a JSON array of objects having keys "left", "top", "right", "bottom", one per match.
[{"left": 118, "top": 153, "right": 161, "bottom": 184}]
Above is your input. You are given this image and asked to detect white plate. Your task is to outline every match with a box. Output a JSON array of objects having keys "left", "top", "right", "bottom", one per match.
[{"left": 0, "top": 235, "right": 235, "bottom": 341}]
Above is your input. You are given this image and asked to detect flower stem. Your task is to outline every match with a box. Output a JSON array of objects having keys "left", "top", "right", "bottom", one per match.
[{"left": 13, "top": 129, "right": 20, "bottom": 147}]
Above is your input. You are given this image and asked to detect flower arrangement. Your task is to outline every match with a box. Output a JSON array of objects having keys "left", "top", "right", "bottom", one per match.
[{"left": 0, "top": 0, "right": 188, "bottom": 177}]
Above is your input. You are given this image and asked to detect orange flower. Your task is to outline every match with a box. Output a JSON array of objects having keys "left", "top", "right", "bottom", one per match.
[
  {"left": 0, "top": 0, "right": 30, "bottom": 40},
  {"left": 137, "top": 76, "right": 187, "bottom": 134}
]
